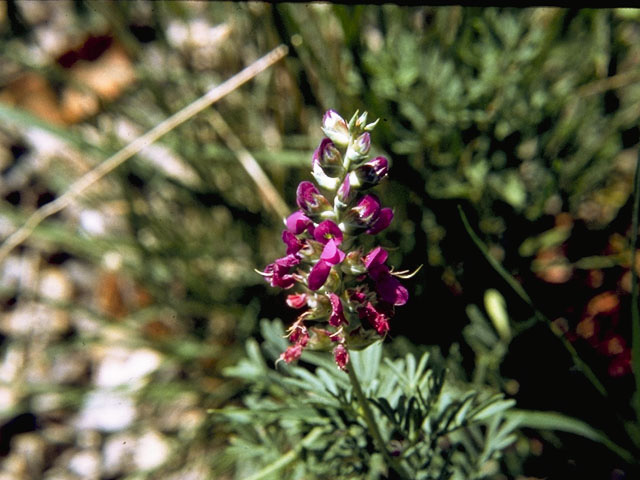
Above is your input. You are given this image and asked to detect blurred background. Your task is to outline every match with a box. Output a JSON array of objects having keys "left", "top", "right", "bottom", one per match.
[{"left": 1, "top": 2, "right": 640, "bottom": 479}]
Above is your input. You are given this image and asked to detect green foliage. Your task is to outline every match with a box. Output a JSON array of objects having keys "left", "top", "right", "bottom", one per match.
[{"left": 216, "top": 320, "right": 518, "bottom": 479}]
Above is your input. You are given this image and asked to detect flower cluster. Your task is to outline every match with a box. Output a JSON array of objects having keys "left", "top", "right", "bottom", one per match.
[{"left": 260, "top": 110, "right": 409, "bottom": 370}]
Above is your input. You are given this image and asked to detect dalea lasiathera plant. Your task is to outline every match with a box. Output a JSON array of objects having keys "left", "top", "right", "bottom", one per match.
[{"left": 259, "top": 110, "right": 414, "bottom": 370}]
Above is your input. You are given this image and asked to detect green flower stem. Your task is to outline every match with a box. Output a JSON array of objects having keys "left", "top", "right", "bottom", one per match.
[
  {"left": 458, "top": 206, "right": 607, "bottom": 398},
  {"left": 244, "top": 426, "right": 327, "bottom": 480},
  {"left": 631, "top": 149, "right": 640, "bottom": 422},
  {"left": 346, "top": 358, "right": 412, "bottom": 479}
]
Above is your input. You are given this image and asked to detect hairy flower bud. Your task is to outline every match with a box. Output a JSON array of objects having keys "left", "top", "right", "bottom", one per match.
[
  {"left": 286, "top": 293, "right": 308, "bottom": 309},
  {"left": 366, "top": 208, "right": 394, "bottom": 235},
  {"left": 342, "top": 194, "right": 381, "bottom": 233},
  {"left": 313, "top": 138, "right": 343, "bottom": 177},
  {"left": 280, "top": 344, "right": 303, "bottom": 363},
  {"left": 343, "top": 132, "right": 371, "bottom": 169},
  {"left": 335, "top": 175, "right": 355, "bottom": 210},
  {"left": 296, "top": 181, "right": 331, "bottom": 218},
  {"left": 328, "top": 293, "right": 347, "bottom": 327},
  {"left": 321, "top": 110, "right": 350, "bottom": 147},
  {"left": 341, "top": 250, "right": 368, "bottom": 275},
  {"left": 349, "top": 156, "right": 388, "bottom": 189},
  {"left": 333, "top": 343, "right": 349, "bottom": 370}
]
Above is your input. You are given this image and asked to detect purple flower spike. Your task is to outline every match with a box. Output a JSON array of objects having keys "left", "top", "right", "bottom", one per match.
[
  {"left": 286, "top": 210, "right": 313, "bottom": 235},
  {"left": 320, "top": 239, "right": 346, "bottom": 265},
  {"left": 262, "top": 110, "right": 410, "bottom": 368},
  {"left": 367, "top": 208, "right": 394, "bottom": 235},
  {"left": 328, "top": 293, "right": 347, "bottom": 327},
  {"left": 308, "top": 260, "right": 332, "bottom": 291},
  {"left": 314, "top": 220, "right": 343, "bottom": 245},
  {"left": 296, "top": 181, "right": 330, "bottom": 216}
]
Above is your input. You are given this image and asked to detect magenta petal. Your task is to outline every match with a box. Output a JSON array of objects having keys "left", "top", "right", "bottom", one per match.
[
  {"left": 337, "top": 175, "right": 353, "bottom": 205},
  {"left": 286, "top": 293, "right": 308, "bottom": 309},
  {"left": 364, "top": 246, "right": 388, "bottom": 270},
  {"left": 275, "top": 253, "right": 300, "bottom": 268},
  {"left": 314, "top": 220, "right": 343, "bottom": 245},
  {"left": 328, "top": 293, "right": 347, "bottom": 327},
  {"left": 308, "top": 260, "right": 332, "bottom": 291},
  {"left": 321, "top": 239, "right": 346, "bottom": 265},
  {"left": 376, "top": 274, "right": 409, "bottom": 306},
  {"left": 357, "top": 194, "right": 381, "bottom": 221},
  {"left": 367, "top": 208, "right": 394, "bottom": 235},
  {"left": 368, "top": 263, "right": 390, "bottom": 282},
  {"left": 282, "top": 230, "right": 303, "bottom": 254},
  {"left": 296, "top": 181, "right": 327, "bottom": 214},
  {"left": 286, "top": 211, "right": 312, "bottom": 234}
]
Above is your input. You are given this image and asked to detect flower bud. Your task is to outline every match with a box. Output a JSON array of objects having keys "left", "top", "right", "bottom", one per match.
[
  {"left": 354, "top": 111, "right": 368, "bottom": 131},
  {"left": 280, "top": 344, "right": 303, "bottom": 363},
  {"left": 286, "top": 293, "right": 308, "bottom": 309},
  {"left": 312, "top": 138, "right": 343, "bottom": 177},
  {"left": 296, "top": 181, "right": 331, "bottom": 218},
  {"left": 366, "top": 208, "right": 393, "bottom": 235},
  {"left": 341, "top": 250, "right": 368, "bottom": 275},
  {"left": 353, "top": 132, "right": 371, "bottom": 156},
  {"left": 335, "top": 175, "right": 355, "bottom": 210},
  {"left": 312, "top": 162, "right": 341, "bottom": 191},
  {"left": 321, "top": 110, "right": 350, "bottom": 147},
  {"left": 333, "top": 343, "right": 349, "bottom": 370},
  {"left": 349, "top": 156, "right": 388, "bottom": 189},
  {"left": 328, "top": 293, "right": 347, "bottom": 327},
  {"left": 342, "top": 194, "right": 381, "bottom": 233},
  {"left": 307, "top": 327, "right": 334, "bottom": 351},
  {"left": 343, "top": 133, "right": 372, "bottom": 169}
]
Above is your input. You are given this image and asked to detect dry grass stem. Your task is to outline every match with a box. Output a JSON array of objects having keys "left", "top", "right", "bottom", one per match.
[
  {"left": 208, "top": 108, "right": 290, "bottom": 219},
  {"left": 0, "top": 44, "right": 289, "bottom": 265}
]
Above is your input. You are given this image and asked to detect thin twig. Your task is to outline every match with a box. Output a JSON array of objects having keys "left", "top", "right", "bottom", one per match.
[
  {"left": 208, "top": 109, "right": 289, "bottom": 219},
  {"left": 630, "top": 147, "right": 640, "bottom": 419},
  {"left": 458, "top": 206, "right": 608, "bottom": 398},
  {"left": 0, "top": 44, "right": 289, "bottom": 265}
]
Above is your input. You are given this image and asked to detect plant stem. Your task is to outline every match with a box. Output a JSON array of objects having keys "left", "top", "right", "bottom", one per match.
[
  {"left": 631, "top": 148, "right": 640, "bottom": 421},
  {"left": 458, "top": 206, "right": 607, "bottom": 398},
  {"left": 346, "top": 359, "right": 412, "bottom": 479}
]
